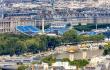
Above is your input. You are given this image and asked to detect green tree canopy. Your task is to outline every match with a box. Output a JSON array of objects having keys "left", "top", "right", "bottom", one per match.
[
  {"left": 63, "top": 29, "right": 80, "bottom": 43},
  {"left": 17, "top": 65, "right": 28, "bottom": 70},
  {"left": 42, "top": 55, "right": 56, "bottom": 66},
  {"left": 0, "top": 33, "right": 62, "bottom": 55},
  {"left": 79, "top": 34, "right": 104, "bottom": 42},
  {"left": 69, "top": 59, "right": 89, "bottom": 70},
  {"left": 90, "top": 34, "right": 104, "bottom": 42},
  {"left": 61, "top": 58, "right": 70, "bottom": 62},
  {"left": 103, "top": 43, "right": 110, "bottom": 55}
]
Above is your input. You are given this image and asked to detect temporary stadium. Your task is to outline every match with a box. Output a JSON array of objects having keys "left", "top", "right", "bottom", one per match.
[{"left": 0, "top": 0, "right": 110, "bottom": 36}]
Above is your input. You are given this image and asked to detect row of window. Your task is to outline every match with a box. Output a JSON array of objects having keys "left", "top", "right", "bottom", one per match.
[
  {"left": 0, "top": 22, "right": 11, "bottom": 28},
  {"left": 0, "top": 29, "right": 10, "bottom": 33}
]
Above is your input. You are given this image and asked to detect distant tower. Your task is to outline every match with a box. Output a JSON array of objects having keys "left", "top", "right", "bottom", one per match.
[
  {"left": 41, "top": 7, "right": 46, "bottom": 34},
  {"left": 42, "top": 18, "right": 45, "bottom": 34}
]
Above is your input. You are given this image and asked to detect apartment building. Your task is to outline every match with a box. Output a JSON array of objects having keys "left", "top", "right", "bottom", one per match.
[{"left": 1, "top": 0, "right": 33, "bottom": 3}]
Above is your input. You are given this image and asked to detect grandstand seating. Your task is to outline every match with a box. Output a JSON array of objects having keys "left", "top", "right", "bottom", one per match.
[
  {"left": 16, "top": 26, "right": 40, "bottom": 36},
  {"left": 87, "top": 32, "right": 97, "bottom": 35},
  {"left": 16, "top": 25, "right": 69, "bottom": 36},
  {"left": 80, "top": 31, "right": 97, "bottom": 36},
  {"left": 24, "top": 26, "right": 39, "bottom": 32},
  {"left": 45, "top": 27, "right": 68, "bottom": 35},
  {"left": 17, "top": 26, "right": 29, "bottom": 32}
]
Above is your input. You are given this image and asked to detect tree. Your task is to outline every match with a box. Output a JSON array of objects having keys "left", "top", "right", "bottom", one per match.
[
  {"left": 103, "top": 49, "right": 108, "bottom": 55},
  {"left": 61, "top": 58, "right": 70, "bottom": 62},
  {"left": 103, "top": 43, "right": 110, "bottom": 55},
  {"left": 47, "top": 36, "right": 61, "bottom": 50},
  {"left": 15, "top": 40, "right": 27, "bottom": 55},
  {"left": 17, "top": 65, "right": 28, "bottom": 70},
  {"left": 42, "top": 55, "right": 56, "bottom": 66},
  {"left": 0, "top": 33, "right": 62, "bottom": 55},
  {"left": 63, "top": 29, "right": 80, "bottom": 44},
  {"left": 38, "top": 35, "right": 48, "bottom": 51},
  {"left": 80, "top": 35, "right": 90, "bottom": 42},
  {"left": 90, "top": 34, "right": 104, "bottom": 42},
  {"left": 25, "top": 38, "right": 41, "bottom": 53},
  {"left": 80, "top": 34, "right": 104, "bottom": 42},
  {"left": 69, "top": 59, "right": 89, "bottom": 70}
]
